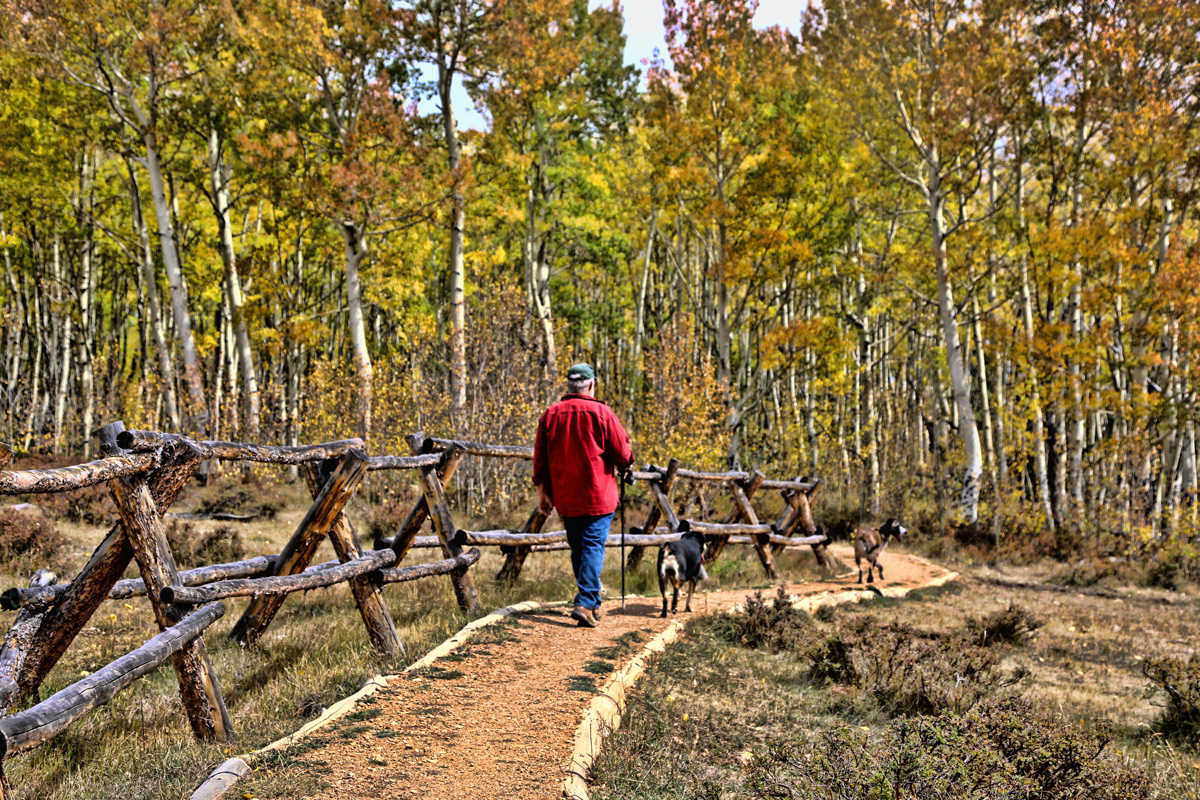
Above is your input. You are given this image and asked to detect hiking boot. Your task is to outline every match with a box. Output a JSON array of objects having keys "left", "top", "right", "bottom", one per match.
[
  {"left": 591, "top": 607, "right": 603, "bottom": 619},
  {"left": 571, "top": 605, "right": 597, "bottom": 628}
]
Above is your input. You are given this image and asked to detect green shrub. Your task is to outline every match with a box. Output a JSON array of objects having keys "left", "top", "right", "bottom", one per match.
[
  {"left": 1144, "top": 654, "right": 1200, "bottom": 746},
  {"left": 965, "top": 602, "right": 1043, "bottom": 646},
  {"left": 745, "top": 698, "right": 1149, "bottom": 800},
  {"left": 0, "top": 508, "right": 70, "bottom": 574},
  {"left": 165, "top": 520, "right": 246, "bottom": 569}
]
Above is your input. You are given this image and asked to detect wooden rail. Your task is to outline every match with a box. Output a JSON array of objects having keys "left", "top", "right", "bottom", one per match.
[{"left": 0, "top": 603, "right": 225, "bottom": 760}]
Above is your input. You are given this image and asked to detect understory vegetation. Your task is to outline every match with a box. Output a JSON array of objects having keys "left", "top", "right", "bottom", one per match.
[{"left": 593, "top": 578, "right": 1200, "bottom": 800}]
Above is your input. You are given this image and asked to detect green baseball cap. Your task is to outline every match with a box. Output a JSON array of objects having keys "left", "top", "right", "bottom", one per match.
[{"left": 566, "top": 363, "right": 595, "bottom": 381}]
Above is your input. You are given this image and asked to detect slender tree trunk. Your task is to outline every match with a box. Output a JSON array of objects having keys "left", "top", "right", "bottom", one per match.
[
  {"left": 127, "top": 160, "right": 181, "bottom": 431},
  {"left": 143, "top": 132, "right": 208, "bottom": 434},
  {"left": 439, "top": 69, "right": 467, "bottom": 417},
  {"left": 341, "top": 223, "right": 373, "bottom": 441},
  {"left": 208, "top": 128, "right": 260, "bottom": 440},
  {"left": 928, "top": 168, "right": 982, "bottom": 524}
]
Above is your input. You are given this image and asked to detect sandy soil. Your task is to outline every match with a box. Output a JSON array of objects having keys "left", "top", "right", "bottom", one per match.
[{"left": 284, "top": 545, "right": 951, "bottom": 800}]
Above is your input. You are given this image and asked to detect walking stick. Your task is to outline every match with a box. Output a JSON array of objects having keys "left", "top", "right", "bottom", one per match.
[{"left": 620, "top": 468, "right": 630, "bottom": 610}]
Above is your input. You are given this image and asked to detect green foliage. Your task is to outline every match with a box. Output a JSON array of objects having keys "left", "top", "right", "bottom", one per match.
[{"left": 1144, "top": 655, "right": 1200, "bottom": 747}]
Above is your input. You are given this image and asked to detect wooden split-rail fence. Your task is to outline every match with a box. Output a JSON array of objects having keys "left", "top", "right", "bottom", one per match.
[{"left": 0, "top": 424, "right": 825, "bottom": 796}]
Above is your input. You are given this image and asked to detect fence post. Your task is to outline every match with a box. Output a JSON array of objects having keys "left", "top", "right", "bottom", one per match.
[
  {"left": 15, "top": 422, "right": 199, "bottom": 702},
  {"left": 411, "top": 440, "right": 481, "bottom": 615},
  {"left": 230, "top": 450, "right": 368, "bottom": 647},
  {"left": 628, "top": 458, "right": 681, "bottom": 571},
  {"left": 109, "top": 472, "right": 233, "bottom": 742},
  {"left": 388, "top": 432, "right": 465, "bottom": 562},
  {"left": 302, "top": 461, "right": 404, "bottom": 658},
  {"left": 494, "top": 507, "right": 548, "bottom": 585},
  {"left": 728, "top": 472, "right": 781, "bottom": 579},
  {"left": 706, "top": 469, "right": 765, "bottom": 563}
]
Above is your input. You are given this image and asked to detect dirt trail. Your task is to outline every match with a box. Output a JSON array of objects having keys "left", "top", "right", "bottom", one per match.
[{"left": 282, "top": 546, "right": 953, "bottom": 800}]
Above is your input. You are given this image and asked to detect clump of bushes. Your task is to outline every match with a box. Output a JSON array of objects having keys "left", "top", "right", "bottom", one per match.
[
  {"left": 194, "top": 472, "right": 284, "bottom": 519},
  {"left": 806, "top": 615, "right": 1028, "bottom": 716},
  {"left": 715, "top": 586, "right": 813, "bottom": 652},
  {"left": 718, "top": 595, "right": 1027, "bottom": 718},
  {"left": 166, "top": 520, "right": 246, "bottom": 569},
  {"left": 1143, "top": 654, "right": 1200, "bottom": 746},
  {"left": 0, "top": 508, "right": 71, "bottom": 574},
  {"left": 965, "top": 602, "right": 1043, "bottom": 646},
  {"left": 745, "top": 698, "right": 1149, "bottom": 800}
]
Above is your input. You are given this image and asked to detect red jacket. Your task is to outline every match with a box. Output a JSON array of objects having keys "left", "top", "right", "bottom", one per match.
[{"left": 533, "top": 394, "right": 633, "bottom": 518}]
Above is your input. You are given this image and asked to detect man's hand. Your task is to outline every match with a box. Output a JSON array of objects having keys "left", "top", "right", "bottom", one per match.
[{"left": 537, "top": 484, "right": 554, "bottom": 516}]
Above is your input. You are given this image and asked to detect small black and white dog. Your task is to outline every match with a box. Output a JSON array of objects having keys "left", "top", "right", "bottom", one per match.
[{"left": 658, "top": 531, "right": 708, "bottom": 618}]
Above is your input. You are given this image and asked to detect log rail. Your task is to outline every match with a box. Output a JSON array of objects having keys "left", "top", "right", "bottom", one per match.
[{"left": 0, "top": 425, "right": 826, "bottom": 797}]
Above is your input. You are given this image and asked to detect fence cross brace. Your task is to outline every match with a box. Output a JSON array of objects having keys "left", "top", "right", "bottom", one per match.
[{"left": 230, "top": 449, "right": 369, "bottom": 647}]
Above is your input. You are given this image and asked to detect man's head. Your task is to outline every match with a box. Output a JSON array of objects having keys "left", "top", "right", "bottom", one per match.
[{"left": 566, "top": 363, "right": 595, "bottom": 396}]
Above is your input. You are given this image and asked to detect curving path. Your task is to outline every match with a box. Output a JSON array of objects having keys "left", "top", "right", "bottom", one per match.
[{"left": 244, "top": 546, "right": 955, "bottom": 800}]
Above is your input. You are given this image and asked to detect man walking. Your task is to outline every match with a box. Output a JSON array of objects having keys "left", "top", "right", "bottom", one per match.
[{"left": 533, "top": 363, "right": 633, "bottom": 628}]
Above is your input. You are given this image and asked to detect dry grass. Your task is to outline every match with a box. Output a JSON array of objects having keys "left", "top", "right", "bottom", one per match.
[
  {"left": 0, "top": 466, "right": 830, "bottom": 800},
  {"left": 592, "top": 549, "right": 1200, "bottom": 800}
]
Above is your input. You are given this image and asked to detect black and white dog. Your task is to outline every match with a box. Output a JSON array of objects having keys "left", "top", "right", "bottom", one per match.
[{"left": 658, "top": 531, "right": 708, "bottom": 618}]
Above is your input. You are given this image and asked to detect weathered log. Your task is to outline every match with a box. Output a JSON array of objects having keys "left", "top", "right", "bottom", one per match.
[
  {"left": 628, "top": 459, "right": 681, "bottom": 571},
  {"left": 647, "top": 469, "right": 682, "bottom": 533},
  {"left": 673, "top": 467, "right": 750, "bottom": 483},
  {"left": 0, "top": 445, "right": 12, "bottom": 471},
  {"left": 0, "top": 571, "right": 57, "bottom": 712},
  {"left": 682, "top": 519, "right": 772, "bottom": 535},
  {"left": 364, "top": 453, "right": 443, "bottom": 471},
  {"left": 0, "top": 452, "right": 159, "bottom": 495},
  {"left": 759, "top": 477, "right": 821, "bottom": 493},
  {"left": 0, "top": 602, "right": 225, "bottom": 760},
  {"left": 2, "top": 555, "right": 278, "bottom": 611},
  {"left": 390, "top": 433, "right": 466, "bottom": 563},
  {"left": 374, "top": 535, "right": 440, "bottom": 550},
  {"left": 426, "top": 438, "right": 534, "bottom": 460},
  {"left": 302, "top": 461, "right": 403, "bottom": 657},
  {"left": 162, "top": 548, "right": 396, "bottom": 605},
  {"left": 457, "top": 529, "right": 568, "bottom": 547},
  {"left": 17, "top": 423, "right": 202, "bottom": 702},
  {"left": 631, "top": 528, "right": 827, "bottom": 548},
  {"left": 705, "top": 470, "right": 765, "bottom": 564},
  {"left": 231, "top": 450, "right": 368, "bottom": 647},
  {"left": 734, "top": 475, "right": 780, "bottom": 579},
  {"left": 373, "top": 548, "right": 480, "bottom": 585},
  {"left": 629, "top": 470, "right": 659, "bottom": 482},
  {"left": 412, "top": 440, "right": 481, "bottom": 614},
  {"left": 110, "top": 471, "right": 233, "bottom": 742},
  {"left": 494, "top": 507, "right": 548, "bottom": 584},
  {"left": 530, "top": 532, "right": 686, "bottom": 552},
  {"left": 115, "top": 430, "right": 366, "bottom": 465}
]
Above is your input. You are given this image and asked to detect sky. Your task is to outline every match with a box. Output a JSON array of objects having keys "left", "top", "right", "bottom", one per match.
[{"left": 416, "top": 0, "right": 808, "bottom": 131}]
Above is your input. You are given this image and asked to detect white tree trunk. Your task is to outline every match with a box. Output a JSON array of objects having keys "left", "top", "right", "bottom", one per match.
[
  {"left": 144, "top": 131, "right": 208, "bottom": 434},
  {"left": 208, "top": 128, "right": 260, "bottom": 440},
  {"left": 928, "top": 171, "right": 982, "bottom": 524}
]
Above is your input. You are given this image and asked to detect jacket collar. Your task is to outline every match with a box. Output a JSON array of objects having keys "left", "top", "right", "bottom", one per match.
[{"left": 560, "top": 393, "right": 607, "bottom": 405}]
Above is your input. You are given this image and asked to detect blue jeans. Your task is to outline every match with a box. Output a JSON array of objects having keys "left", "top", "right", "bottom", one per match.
[{"left": 564, "top": 513, "right": 612, "bottom": 611}]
